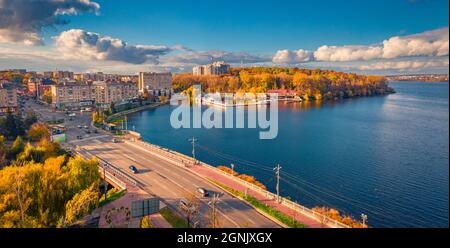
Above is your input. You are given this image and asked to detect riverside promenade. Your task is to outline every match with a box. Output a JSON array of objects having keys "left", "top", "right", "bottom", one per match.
[{"left": 128, "top": 139, "right": 349, "bottom": 228}]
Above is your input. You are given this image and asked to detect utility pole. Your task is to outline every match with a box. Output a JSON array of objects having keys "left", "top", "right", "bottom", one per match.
[
  {"left": 189, "top": 137, "right": 197, "bottom": 164},
  {"left": 274, "top": 164, "right": 282, "bottom": 203},
  {"left": 103, "top": 164, "right": 108, "bottom": 200},
  {"left": 209, "top": 194, "right": 220, "bottom": 228},
  {"left": 361, "top": 214, "right": 368, "bottom": 228},
  {"left": 125, "top": 115, "right": 128, "bottom": 132}
]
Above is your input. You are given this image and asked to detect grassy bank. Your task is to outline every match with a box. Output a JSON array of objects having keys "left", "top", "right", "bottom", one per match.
[
  {"left": 208, "top": 179, "right": 306, "bottom": 228},
  {"left": 99, "top": 189, "right": 126, "bottom": 207},
  {"left": 160, "top": 207, "right": 189, "bottom": 228}
]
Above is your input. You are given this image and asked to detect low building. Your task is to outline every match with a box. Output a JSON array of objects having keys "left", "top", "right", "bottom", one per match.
[
  {"left": 0, "top": 83, "right": 18, "bottom": 113},
  {"left": 138, "top": 72, "right": 173, "bottom": 95}
]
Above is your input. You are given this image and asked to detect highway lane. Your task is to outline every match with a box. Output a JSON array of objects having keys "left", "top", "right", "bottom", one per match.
[{"left": 76, "top": 136, "right": 279, "bottom": 228}]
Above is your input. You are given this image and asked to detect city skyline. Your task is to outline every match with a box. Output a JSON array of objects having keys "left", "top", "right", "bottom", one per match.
[{"left": 0, "top": 0, "right": 449, "bottom": 75}]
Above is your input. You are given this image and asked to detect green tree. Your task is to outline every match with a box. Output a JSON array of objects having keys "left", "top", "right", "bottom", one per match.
[
  {"left": 0, "top": 112, "right": 25, "bottom": 140},
  {"left": 23, "top": 111, "right": 38, "bottom": 130},
  {"left": 7, "top": 136, "right": 25, "bottom": 160}
]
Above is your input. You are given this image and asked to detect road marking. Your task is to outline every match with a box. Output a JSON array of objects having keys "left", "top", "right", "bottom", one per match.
[{"left": 68, "top": 135, "right": 109, "bottom": 143}]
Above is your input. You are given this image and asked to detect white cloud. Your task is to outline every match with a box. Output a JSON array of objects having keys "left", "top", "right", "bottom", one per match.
[
  {"left": 357, "top": 59, "right": 449, "bottom": 71},
  {"left": 0, "top": 0, "right": 100, "bottom": 45},
  {"left": 382, "top": 27, "right": 449, "bottom": 58},
  {"left": 314, "top": 45, "right": 383, "bottom": 62},
  {"left": 272, "top": 49, "right": 314, "bottom": 64},
  {"left": 274, "top": 27, "right": 449, "bottom": 64},
  {"left": 54, "top": 29, "right": 172, "bottom": 64},
  {"left": 164, "top": 50, "right": 270, "bottom": 65}
]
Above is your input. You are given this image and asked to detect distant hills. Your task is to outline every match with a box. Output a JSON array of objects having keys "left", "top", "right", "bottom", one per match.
[{"left": 386, "top": 74, "right": 449, "bottom": 82}]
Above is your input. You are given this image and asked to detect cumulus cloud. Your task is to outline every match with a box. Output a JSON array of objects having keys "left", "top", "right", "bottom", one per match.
[
  {"left": 274, "top": 27, "right": 449, "bottom": 64},
  {"left": 0, "top": 0, "right": 100, "bottom": 45},
  {"left": 314, "top": 45, "right": 383, "bottom": 62},
  {"left": 165, "top": 50, "right": 270, "bottom": 65},
  {"left": 54, "top": 29, "right": 172, "bottom": 64},
  {"left": 272, "top": 49, "right": 314, "bottom": 64},
  {"left": 357, "top": 59, "right": 449, "bottom": 71},
  {"left": 382, "top": 27, "right": 449, "bottom": 58}
]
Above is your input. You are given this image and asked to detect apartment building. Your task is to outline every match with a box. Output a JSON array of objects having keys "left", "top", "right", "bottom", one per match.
[
  {"left": 51, "top": 81, "right": 139, "bottom": 109},
  {"left": 53, "top": 71, "right": 74, "bottom": 80},
  {"left": 138, "top": 72, "right": 173, "bottom": 95},
  {"left": 192, "top": 61, "right": 231, "bottom": 76},
  {"left": 0, "top": 83, "right": 18, "bottom": 113},
  {"left": 51, "top": 81, "right": 94, "bottom": 109},
  {"left": 93, "top": 81, "right": 139, "bottom": 105}
]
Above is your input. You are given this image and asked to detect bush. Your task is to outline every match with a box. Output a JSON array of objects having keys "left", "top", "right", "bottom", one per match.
[{"left": 140, "top": 216, "right": 153, "bottom": 228}]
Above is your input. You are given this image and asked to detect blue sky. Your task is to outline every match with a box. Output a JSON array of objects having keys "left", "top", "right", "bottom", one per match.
[
  {"left": 57, "top": 0, "right": 449, "bottom": 52},
  {"left": 0, "top": 0, "right": 449, "bottom": 74}
]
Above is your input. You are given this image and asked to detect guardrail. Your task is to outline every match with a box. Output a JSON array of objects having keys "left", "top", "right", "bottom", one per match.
[
  {"left": 132, "top": 140, "right": 350, "bottom": 228},
  {"left": 98, "top": 165, "right": 127, "bottom": 190},
  {"left": 73, "top": 146, "right": 140, "bottom": 188}
]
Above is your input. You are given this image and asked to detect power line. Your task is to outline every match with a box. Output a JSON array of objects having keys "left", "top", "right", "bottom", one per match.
[
  {"left": 274, "top": 164, "right": 282, "bottom": 203},
  {"left": 188, "top": 137, "right": 197, "bottom": 163}
]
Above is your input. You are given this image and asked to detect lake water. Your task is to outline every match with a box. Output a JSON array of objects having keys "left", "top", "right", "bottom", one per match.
[{"left": 128, "top": 82, "right": 449, "bottom": 228}]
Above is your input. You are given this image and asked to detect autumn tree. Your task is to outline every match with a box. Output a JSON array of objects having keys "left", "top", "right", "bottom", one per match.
[
  {"left": 0, "top": 155, "right": 101, "bottom": 228},
  {"left": 27, "top": 123, "right": 50, "bottom": 142},
  {"left": 140, "top": 216, "right": 153, "bottom": 228},
  {"left": 6, "top": 136, "right": 25, "bottom": 160},
  {"left": 42, "top": 89, "right": 52, "bottom": 104},
  {"left": 179, "top": 192, "right": 200, "bottom": 228},
  {"left": 64, "top": 184, "right": 99, "bottom": 226}
]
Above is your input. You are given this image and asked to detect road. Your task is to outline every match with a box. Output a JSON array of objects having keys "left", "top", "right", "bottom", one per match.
[
  {"left": 26, "top": 99, "right": 279, "bottom": 228},
  {"left": 73, "top": 135, "right": 279, "bottom": 228}
]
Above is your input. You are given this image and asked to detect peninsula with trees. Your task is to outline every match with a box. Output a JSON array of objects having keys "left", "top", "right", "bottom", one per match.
[{"left": 173, "top": 67, "right": 395, "bottom": 101}]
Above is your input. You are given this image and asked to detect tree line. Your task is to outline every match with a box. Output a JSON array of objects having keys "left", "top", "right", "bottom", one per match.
[
  {"left": 173, "top": 67, "right": 394, "bottom": 100},
  {"left": 0, "top": 114, "right": 101, "bottom": 227}
]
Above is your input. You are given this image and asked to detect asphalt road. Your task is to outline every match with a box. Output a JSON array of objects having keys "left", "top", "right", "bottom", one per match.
[
  {"left": 74, "top": 135, "right": 279, "bottom": 228},
  {"left": 27, "top": 101, "right": 279, "bottom": 228}
]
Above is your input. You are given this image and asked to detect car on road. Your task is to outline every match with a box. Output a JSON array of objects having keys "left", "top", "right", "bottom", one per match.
[
  {"left": 83, "top": 125, "right": 89, "bottom": 129},
  {"left": 128, "top": 165, "right": 139, "bottom": 174},
  {"left": 112, "top": 138, "right": 119, "bottom": 143},
  {"left": 77, "top": 125, "right": 82, "bottom": 129},
  {"left": 76, "top": 135, "right": 83, "bottom": 140},
  {"left": 68, "top": 113, "right": 76, "bottom": 117},
  {"left": 93, "top": 129, "right": 98, "bottom": 133},
  {"left": 85, "top": 130, "right": 91, "bottom": 134},
  {"left": 197, "top": 187, "right": 209, "bottom": 197}
]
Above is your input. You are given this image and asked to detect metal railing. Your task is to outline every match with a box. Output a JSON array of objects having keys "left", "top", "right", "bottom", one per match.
[
  {"left": 73, "top": 146, "right": 140, "bottom": 189},
  {"left": 132, "top": 140, "right": 350, "bottom": 228}
]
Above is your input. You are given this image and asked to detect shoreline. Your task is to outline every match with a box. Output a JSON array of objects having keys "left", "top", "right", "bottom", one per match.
[
  {"left": 126, "top": 138, "right": 350, "bottom": 228},
  {"left": 106, "top": 101, "right": 168, "bottom": 122}
]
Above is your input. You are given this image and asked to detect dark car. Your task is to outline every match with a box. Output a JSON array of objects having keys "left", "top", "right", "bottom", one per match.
[
  {"left": 76, "top": 135, "right": 83, "bottom": 140},
  {"left": 93, "top": 129, "right": 98, "bottom": 133},
  {"left": 85, "top": 130, "right": 91, "bottom": 134},
  {"left": 129, "top": 165, "right": 139, "bottom": 174},
  {"left": 197, "top": 187, "right": 209, "bottom": 197}
]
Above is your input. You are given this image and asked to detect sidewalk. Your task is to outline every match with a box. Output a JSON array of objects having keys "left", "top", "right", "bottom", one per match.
[
  {"left": 189, "top": 165, "right": 325, "bottom": 228},
  {"left": 97, "top": 186, "right": 148, "bottom": 228}
]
